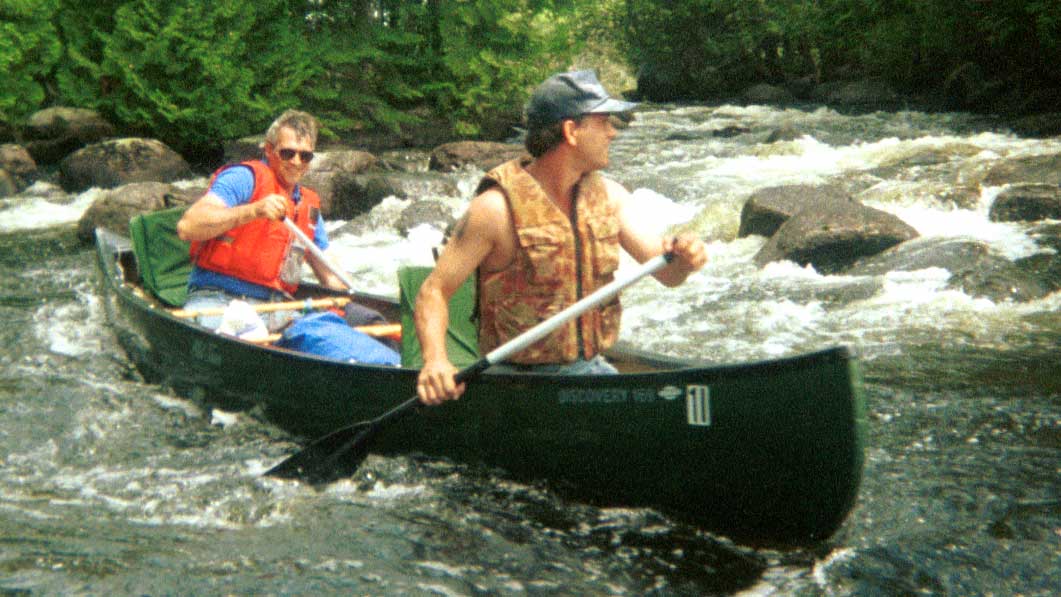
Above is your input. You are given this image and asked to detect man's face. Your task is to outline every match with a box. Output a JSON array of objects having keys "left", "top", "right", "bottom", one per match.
[
  {"left": 265, "top": 126, "right": 314, "bottom": 189},
  {"left": 571, "top": 113, "right": 618, "bottom": 170}
]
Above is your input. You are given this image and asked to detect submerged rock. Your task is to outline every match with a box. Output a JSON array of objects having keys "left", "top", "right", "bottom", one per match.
[
  {"left": 744, "top": 184, "right": 919, "bottom": 273},
  {"left": 989, "top": 184, "right": 1061, "bottom": 222},
  {"left": 76, "top": 182, "right": 200, "bottom": 244},
  {"left": 428, "top": 141, "right": 526, "bottom": 172},
  {"left": 850, "top": 236, "right": 1051, "bottom": 302}
]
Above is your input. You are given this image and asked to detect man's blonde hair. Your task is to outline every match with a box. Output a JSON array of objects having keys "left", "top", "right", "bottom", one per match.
[{"left": 265, "top": 110, "right": 319, "bottom": 146}]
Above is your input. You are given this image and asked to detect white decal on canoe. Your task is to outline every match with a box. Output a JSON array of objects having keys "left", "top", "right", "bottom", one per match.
[
  {"left": 557, "top": 388, "right": 629, "bottom": 404},
  {"left": 658, "top": 385, "right": 682, "bottom": 401},
  {"left": 686, "top": 385, "right": 711, "bottom": 426}
]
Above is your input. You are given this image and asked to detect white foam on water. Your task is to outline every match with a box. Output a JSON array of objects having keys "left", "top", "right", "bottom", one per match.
[
  {"left": 626, "top": 187, "right": 700, "bottom": 236},
  {"left": 209, "top": 408, "right": 240, "bottom": 428},
  {"left": 0, "top": 187, "right": 102, "bottom": 232},
  {"left": 362, "top": 480, "right": 428, "bottom": 500}
]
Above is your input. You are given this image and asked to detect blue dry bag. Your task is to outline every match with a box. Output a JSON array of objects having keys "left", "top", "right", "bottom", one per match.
[{"left": 277, "top": 312, "right": 400, "bottom": 366}]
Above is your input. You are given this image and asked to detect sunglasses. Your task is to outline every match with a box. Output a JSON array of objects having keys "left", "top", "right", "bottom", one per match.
[{"left": 276, "top": 148, "right": 314, "bottom": 163}]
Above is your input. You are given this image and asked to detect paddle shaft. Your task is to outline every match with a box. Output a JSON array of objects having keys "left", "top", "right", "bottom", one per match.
[
  {"left": 368, "top": 253, "right": 675, "bottom": 429},
  {"left": 283, "top": 217, "right": 358, "bottom": 293}
]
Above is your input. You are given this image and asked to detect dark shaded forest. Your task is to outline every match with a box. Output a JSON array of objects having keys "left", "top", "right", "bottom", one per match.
[{"left": 4, "top": 0, "right": 1060, "bottom": 154}]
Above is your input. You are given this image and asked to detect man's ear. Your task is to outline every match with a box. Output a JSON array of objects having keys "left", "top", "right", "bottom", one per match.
[{"left": 561, "top": 119, "right": 580, "bottom": 146}]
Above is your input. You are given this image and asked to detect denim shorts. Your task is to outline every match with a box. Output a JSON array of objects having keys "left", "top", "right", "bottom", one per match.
[
  {"left": 485, "top": 354, "right": 618, "bottom": 375},
  {"left": 183, "top": 288, "right": 299, "bottom": 332}
]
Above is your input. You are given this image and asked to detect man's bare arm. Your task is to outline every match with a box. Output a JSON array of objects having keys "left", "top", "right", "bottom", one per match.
[
  {"left": 176, "top": 193, "right": 287, "bottom": 242},
  {"left": 414, "top": 189, "right": 508, "bottom": 404},
  {"left": 610, "top": 178, "right": 707, "bottom": 286}
]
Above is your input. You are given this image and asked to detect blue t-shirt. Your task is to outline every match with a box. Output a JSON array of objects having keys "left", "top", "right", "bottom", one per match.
[{"left": 188, "top": 163, "right": 330, "bottom": 300}]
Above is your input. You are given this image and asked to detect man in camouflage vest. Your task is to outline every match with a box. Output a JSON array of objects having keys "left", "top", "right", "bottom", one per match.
[{"left": 415, "top": 70, "right": 707, "bottom": 405}]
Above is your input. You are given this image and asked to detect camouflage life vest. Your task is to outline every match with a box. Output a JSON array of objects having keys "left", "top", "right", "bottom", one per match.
[{"left": 477, "top": 158, "right": 621, "bottom": 364}]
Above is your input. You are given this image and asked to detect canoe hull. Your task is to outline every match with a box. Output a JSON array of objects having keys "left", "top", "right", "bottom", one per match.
[{"left": 95, "top": 228, "right": 866, "bottom": 546}]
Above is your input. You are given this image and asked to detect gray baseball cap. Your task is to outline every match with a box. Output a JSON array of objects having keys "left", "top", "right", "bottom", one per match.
[{"left": 525, "top": 70, "right": 638, "bottom": 129}]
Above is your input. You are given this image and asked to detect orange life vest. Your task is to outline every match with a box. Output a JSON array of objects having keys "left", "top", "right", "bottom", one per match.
[
  {"left": 476, "top": 158, "right": 621, "bottom": 364},
  {"left": 190, "top": 160, "right": 321, "bottom": 296}
]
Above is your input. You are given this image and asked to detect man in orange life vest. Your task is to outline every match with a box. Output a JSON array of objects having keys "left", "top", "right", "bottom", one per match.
[
  {"left": 414, "top": 70, "right": 708, "bottom": 405},
  {"left": 176, "top": 110, "right": 346, "bottom": 330}
]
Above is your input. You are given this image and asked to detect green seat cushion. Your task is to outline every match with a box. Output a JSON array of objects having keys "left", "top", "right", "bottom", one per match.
[
  {"left": 129, "top": 206, "right": 192, "bottom": 307},
  {"left": 398, "top": 266, "right": 479, "bottom": 368}
]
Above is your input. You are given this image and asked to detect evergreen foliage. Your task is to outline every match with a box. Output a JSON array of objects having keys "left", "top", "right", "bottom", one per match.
[
  {"left": 623, "top": 0, "right": 1061, "bottom": 108},
  {"left": 0, "top": 0, "right": 1057, "bottom": 150},
  {"left": 429, "top": 1, "right": 575, "bottom": 136},
  {"left": 92, "top": 0, "right": 312, "bottom": 152},
  {"left": 0, "top": 0, "right": 61, "bottom": 124}
]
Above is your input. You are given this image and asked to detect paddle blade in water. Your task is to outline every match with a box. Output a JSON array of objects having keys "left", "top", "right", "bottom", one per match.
[{"left": 265, "top": 422, "right": 375, "bottom": 484}]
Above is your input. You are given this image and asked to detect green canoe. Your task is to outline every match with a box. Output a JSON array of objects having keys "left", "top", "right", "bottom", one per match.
[{"left": 95, "top": 221, "right": 866, "bottom": 546}]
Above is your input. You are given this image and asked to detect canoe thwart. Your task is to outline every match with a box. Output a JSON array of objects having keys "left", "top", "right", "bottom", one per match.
[
  {"left": 246, "top": 323, "right": 402, "bottom": 345},
  {"left": 171, "top": 296, "right": 352, "bottom": 318}
]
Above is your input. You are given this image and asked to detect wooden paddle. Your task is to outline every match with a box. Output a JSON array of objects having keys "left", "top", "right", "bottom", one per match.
[
  {"left": 282, "top": 218, "right": 360, "bottom": 293},
  {"left": 265, "top": 252, "right": 674, "bottom": 484}
]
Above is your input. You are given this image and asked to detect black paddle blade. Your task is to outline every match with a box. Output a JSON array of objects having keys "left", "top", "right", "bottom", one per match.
[{"left": 265, "top": 422, "right": 376, "bottom": 484}]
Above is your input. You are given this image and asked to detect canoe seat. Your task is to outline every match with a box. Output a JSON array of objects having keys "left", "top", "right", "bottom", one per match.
[
  {"left": 397, "top": 266, "right": 479, "bottom": 368},
  {"left": 129, "top": 205, "right": 191, "bottom": 307}
]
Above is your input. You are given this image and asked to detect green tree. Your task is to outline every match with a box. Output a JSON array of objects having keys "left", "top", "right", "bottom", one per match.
[
  {"left": 429, "top": 1, "right": 577, "bottom": 136},
  {"left": 85, "top": 0, "right": 315, "bottom": 152},
  {"left": 52, "top": 0, "right": 128, "bottom": 111},
  {"left": 301, "top": 0, "right": 428, "bottom": 139},
  {"left": 0, "top": 0, "right": 62, "bottom": 124}
]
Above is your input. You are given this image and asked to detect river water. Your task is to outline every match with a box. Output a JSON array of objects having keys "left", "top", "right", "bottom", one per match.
[{"left": 0, "top": 104, "right": 1057, "bottom": 595}]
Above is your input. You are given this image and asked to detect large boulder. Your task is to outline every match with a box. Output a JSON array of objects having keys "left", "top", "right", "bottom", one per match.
[
  {"left": 59, "top": 138, "right": 192, "bottom": 193},
  {"left": 989, "top": 184, "right": 1061, "bottom": 222},
  {"left": 428, "top": 141, "right": 526, "bottom": 172},
  {"left": 742, "top": 83, "right": 795, "bottom": 105},
  {"left": 301, "top": 149, "right": 381, "bottom": 216},
  {"left": 1016, "top": 222, "right": 1061, "bottom": 295},
  {"left": 850, "top": 236, "right": 1051, "bottom": 302},
  {"left": 814, "top": 79, "right": 899, "bottom": 110},
  {"left": 0, "top": 144, "right": 36, "bottom": 196},
  {"left": 738, "top": 184, "right": 851, "bottom": 238},
  {"left": 752, "top": 193, "right": 919, "bottom": 273},
  {"left": 636, "top": 61, "right": 724, "bottom": 102},
  {"left": 76, "top": 181, "right": 201, "bottom": 244},
  {"left": 326, "top": 171, "right": 460, "bottom": 221},
  {"left": 221, "top": 135, "right": 264, "bottom": 164},
  {"left": 327, "top": 173, "right": 406, "bottom": 220},
  {"left": 395, "top": 200, "right": 457, "bottom": 237},
  {"left": 22, "top": 107, "right": 117, "bottom": 165}
]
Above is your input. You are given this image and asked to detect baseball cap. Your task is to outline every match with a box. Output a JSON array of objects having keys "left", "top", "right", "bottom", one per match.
[{"left": 525, "top": 70, "right": 638, "bottom": 129}]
